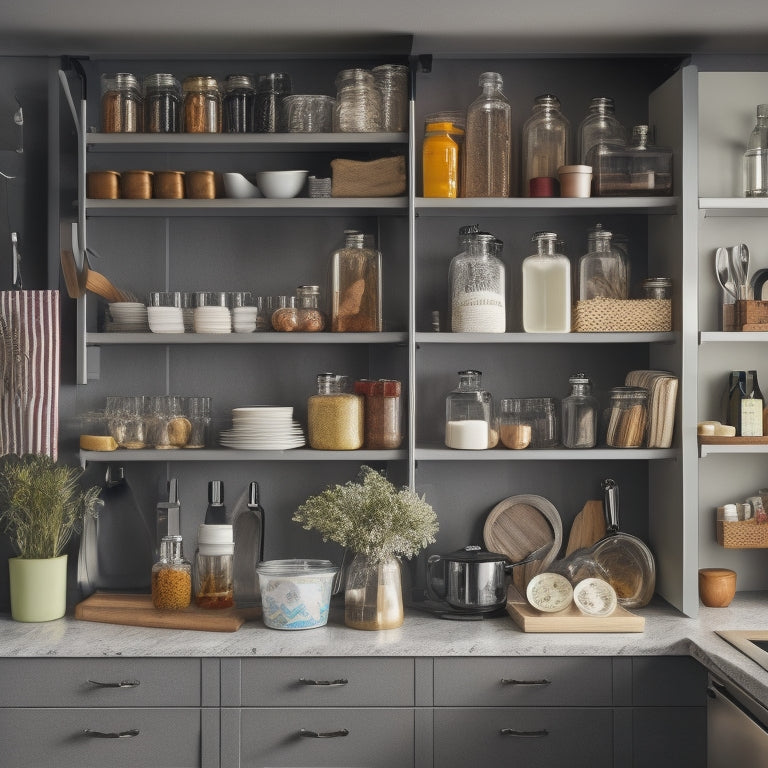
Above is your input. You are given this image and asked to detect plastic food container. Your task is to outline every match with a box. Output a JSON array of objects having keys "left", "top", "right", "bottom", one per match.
[{"left": 256, "top": 559, "right": 339, "bottom": 629}]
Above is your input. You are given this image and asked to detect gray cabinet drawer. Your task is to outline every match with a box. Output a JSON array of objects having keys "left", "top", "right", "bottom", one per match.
[
  {"left": 433, "top": 657, "right": 612, "bottom": 706},
  {"left": 631, "top": 656, "right": 707, "bottom": 706},
  {"left": 235, "top": 657, "right": 414, "bottom": 707},
  {"left": 238, "top": 707, "right": 414, "bottom": 767},
  {"left": 434, "top": 707, "right": 613, "bottom": 768},
  {"left": 0, "top": 658, "right": 201, "bottom": 707},
  {"left": 0, "top": 708, "right": 202, "bottom": 767}
]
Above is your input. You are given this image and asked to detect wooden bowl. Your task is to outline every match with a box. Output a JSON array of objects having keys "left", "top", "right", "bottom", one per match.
[{"left": 698, "top": 568, "right": 736, "bottom": 607}]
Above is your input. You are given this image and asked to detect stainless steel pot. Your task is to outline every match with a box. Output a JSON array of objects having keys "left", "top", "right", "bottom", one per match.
[{"left": 426, "top": 545, "right": 511, "bottom": 612}]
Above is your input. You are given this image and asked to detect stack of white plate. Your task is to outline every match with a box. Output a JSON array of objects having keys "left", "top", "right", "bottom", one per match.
[
  {"left": 219, "top": 406, "right": 305, "bottom": 450},
  {"left": 232, "top": 306, "right": 259, "bottom": 333},
  {"left": 107, "top": 302, "right": 149, "bottom": 332},
  {"left": 194, "top": 306, "right": 231, "bottom": 333},
  {"left": 147, "top": 306, "right": 185, "bottom": 333}
]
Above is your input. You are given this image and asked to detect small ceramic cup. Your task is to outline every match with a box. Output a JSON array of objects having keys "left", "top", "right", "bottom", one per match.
[
  {"left": 558, "top": 164, "right": 593, "bottom": 198},
  {"left": 698, "top": 567, "right": 737, "bottom": 607}
]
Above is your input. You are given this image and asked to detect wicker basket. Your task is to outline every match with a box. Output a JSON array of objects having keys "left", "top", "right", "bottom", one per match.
[
  {"left": 572, "top": 298, "right": 671, "bottom": 333},
  {"left": 717, "top": 519, "right": 768, "bottom": 548}
]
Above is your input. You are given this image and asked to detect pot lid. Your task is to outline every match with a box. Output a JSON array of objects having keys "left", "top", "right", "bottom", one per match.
[{"left": 441, "top": 545, "right": 508, "bottom": 563}]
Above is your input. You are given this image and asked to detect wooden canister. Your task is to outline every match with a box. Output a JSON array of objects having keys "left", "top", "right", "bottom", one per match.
[
  {"left": 698, "top": 568, "right": 737, "bottom": 607},
  {"left": 154, "top": 170, "right": 185, "bottom": 199},
  {"left": 121, "top": 170, "right": 154, "bottom": 199},
  {"left": 86, "top": 170, "right": 121, "bottom": 199},
  {"left": 185, "top": 170, "right": 216, "bottom": 199}
]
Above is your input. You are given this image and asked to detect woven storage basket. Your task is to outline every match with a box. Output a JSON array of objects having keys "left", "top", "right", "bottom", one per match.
[
  {"left": 717, "top": 519, "right": 768, "bottom": 548},
  {"left": 572, "top": 298, "right": 671, "bottom": 333}
]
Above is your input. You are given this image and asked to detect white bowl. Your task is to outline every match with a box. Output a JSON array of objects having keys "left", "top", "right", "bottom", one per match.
[
  {"left": 255, "top": 170, "right": 308, "bottom": 199},
  {"left": 222, "top": 172, "right": 262, "bottom": 199}
]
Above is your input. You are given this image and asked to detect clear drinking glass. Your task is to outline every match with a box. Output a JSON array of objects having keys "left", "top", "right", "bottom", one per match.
[{"left": 183, "top": 396, "right": 212, "bottom": 449}]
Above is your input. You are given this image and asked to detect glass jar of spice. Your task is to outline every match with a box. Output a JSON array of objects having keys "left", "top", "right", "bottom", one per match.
[
  {"left": 143, "top": 73, "right": 181, "bottom": 133},
  {"left": 101, "top": 73, "right": 142, "bottom": 133},
  {"left": 354, "top": 378, "right": 403, "bottom": 449},
  {"left": 271, "top": 285, "right": 326, "bottom": 332},
  {"left": 223, "top": 74, "right": 255, "bottom": 133},
  {"left": 193, "top": 524, "right": 234, "bottom": 609},
  {"left": 152, "top": 535, "right": 191, "bottom": 610},
  {"left": 307, "top": 372, "right": 364, "bottom": 450},
  {"left": 182, "top": 75, "right": 222, "bottom": 133}
]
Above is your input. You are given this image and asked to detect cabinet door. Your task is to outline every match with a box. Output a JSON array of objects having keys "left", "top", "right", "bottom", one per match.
[
  {"left": 238, "top": 707, "right": 414, "bottom": 767},
  {"left": 633, "top": 707, "right": 706, "bottom": 768},
  {"left": 433, "top": 707, "right": 613, "bottom": 768},
  {"left": 0, "top": 708, "right": 202, "bottom": 768}
]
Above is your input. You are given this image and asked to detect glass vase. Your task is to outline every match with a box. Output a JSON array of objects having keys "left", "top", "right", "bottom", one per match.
[{"left": 344, "top": 553, "right": 404, "bottom": 630}]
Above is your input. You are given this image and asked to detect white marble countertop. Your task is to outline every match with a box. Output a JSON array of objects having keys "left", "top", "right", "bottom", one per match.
[{"left": 2, "top": 592, "right": 768, "bottom": 705}]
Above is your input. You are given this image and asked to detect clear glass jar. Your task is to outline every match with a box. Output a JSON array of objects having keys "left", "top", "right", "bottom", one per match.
[
  {"left": 330, "top": 230, "right": 382, "bottom": 332},
  {"left": 578, "top": 228, "right": 629, "bottom": 300},
  {"left": 254, "top": 72, "right": 292, "bottom": 132},
  {"left": 522, "top": 232, "right": 571, "bottom": 332},
  {"left": 272, "top": 285, "right": 326, "bottom": 332},
  {"left": 449, "top": 231, "right": 506, "bottom": 332},
  {"left": 182, "top": 75, "right": 221, "bottom": 133},
  {"left": 152, "top": 535, "right": 191, "bottom": 610},
  {"left": 422, "top": 120, "right": 463, "bottom": 198},
  {"left": 641, "top": 277, "right": 672, "bottom": 299},
  {"left": 522, "top": 94, "right": 570, "bottom": 197},
  {"left": 307, "top": 372, "right": 364, "bottom": 450},
  {"left": 101, "top": 73, "right": 142, "bottom": 133},
  {"left": 354, "top": 378, "right": 403, "bottom": 449},
  {"left": 344, "top": 553, "right": 404, "bottom": 630},
  {"left": 499, "top": 397, "right": 559, "bottom": 449},
  {"left": 193, "top": 524, "right": 234, "bottom": 609},
  {"left": 744, "top": 104, "right": 768, "bottom": 197},
  {"left": 445, "top": 370, "right": 493, "bottom": 450},
  {"left": 561, "top": 373, "right": 599, "bottom": 448},
  {"left": 334, "top": 68, "right": 381, "bottom": 132},
  {"left": 142, "top": 73, "right": 181, "bottom": 133},
  {"left": 372, "top": 63, "right": 409, "bottom": 132},
  {"left": 606, "top": 386, "right": 649, "bottom": 448},
  {"left": 464, "top": 72, "right": 513, "bottom": 197},
  {"left": 222, "top": 74, "right": 255, "bottom": 133},
  {"left": 577, "top": 96, "right": 626, "bottom": 166}
]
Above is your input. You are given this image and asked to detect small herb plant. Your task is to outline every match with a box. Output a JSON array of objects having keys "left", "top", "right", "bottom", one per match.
[
  {"left": 293, "top": 465, "right": 438, "bottom": 563},
  {"left": 0, "top": 453, "right": 101, "bottom": 559}
]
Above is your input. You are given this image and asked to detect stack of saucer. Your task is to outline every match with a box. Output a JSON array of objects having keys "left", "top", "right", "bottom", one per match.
[
  {"left": 107, "top": 302, "right": 149, "bottom": 332},
  {"left": 219, "top": 406, "right": 305, "bottom": 450},
  {"left": 147, "top": 306, "right": 185, "bottom": 333},
  {"left": 194, "top": 306, "right": 231, "bottom": 333},
  {"left": 232, "top": 306, "right": 259, "bottom": 333}
]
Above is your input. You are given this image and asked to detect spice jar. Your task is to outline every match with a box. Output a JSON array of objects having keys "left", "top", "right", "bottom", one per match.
[
  {"left": 330, "top": 230, "right": 382, "bottom": 332},
  {"left": 272, "top": 285, "right": 326, "bottom": 332},
  {"left": 254, "top": 72, "right": 292, "bottom": 133},
  {"left": 561, "top": 373, "right": 599, "bottom": 448},
  {"left": 641, "top": 277, "right": 672, "bottom": 300},
  {"left": 445, "top": 370, "right": 494, "bottom": 450},
  {"left": 307, "top": 373, "right": 364, "bottom": 450},
  {"left": 193, "top": 524, "right": 234, "bottom": 609},
  {"left": 578, "top": 227, "right": 629, "bottom": 300},
  {"left": 143, "top": 73, "right": 181, "bottom": 133},
  {"left": 606, "top": 386, "right": 648, "bottom": 448},
  {"left": 182, "top": 75, "right": 222, "bottom": 133},
  {"left": 101, "top": 73, "right": 142, "bottom": 133},
  {"left": 354, "top": 379, "right": 403, "bottom": 449},
  {"left": 152, "top": 535, "right": 191, "bottom": 610},
  {"left": 223, "top": 74, "right": 256, "bottom": 133}
]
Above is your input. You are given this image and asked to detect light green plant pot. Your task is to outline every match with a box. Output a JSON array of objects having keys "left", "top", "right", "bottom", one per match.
[{"left": 8, "top": 554, "right": 68, "bottom": 622}]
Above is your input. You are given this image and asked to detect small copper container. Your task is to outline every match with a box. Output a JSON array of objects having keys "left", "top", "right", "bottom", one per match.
[
  {"left": 121, "top": 170, "right": 154, "bottom": 199},
  {"left": 86, "top": 170, "right": 121, "bottom": 199},
  {"left": 154, "top": 170, "right": 185, "bottom": 199},
  {"left": 185, "top": 170, "right": 216, "bottom": 199}
]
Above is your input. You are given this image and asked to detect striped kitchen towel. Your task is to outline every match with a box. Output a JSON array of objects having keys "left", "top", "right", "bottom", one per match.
[{"left": 0, "top": 290, "right": 60, "bottom": 460}]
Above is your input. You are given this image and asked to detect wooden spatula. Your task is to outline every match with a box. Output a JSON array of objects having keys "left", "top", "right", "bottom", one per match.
[{"left": 565, "top": 500, "right": 607, "bottom": 556}]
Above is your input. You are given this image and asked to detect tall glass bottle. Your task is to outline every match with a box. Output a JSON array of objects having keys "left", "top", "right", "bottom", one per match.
[
  {"left": 330, "top": 230, "right": 382, "bottom": 332},
  {"left": 445, "top": 370, "right": 493, "bottom": 450},
  {"left": 522, "top": 232, "right": 571, "bottom": 333},
  {"left": 464, "top": 72, "right": 513, "bottom": 197},
  {"left": 522, "top": 94, "right": 570, "bottom": 197},
  {"left": 577, "top": 97, "right": 626, "bottom": 166},
  {"left": 578, "top": 228, "right": 629, "bottom": 300},
  {"left": 744, "top": 104, "right": 768, "bottom": 197},
  {"left": 727, "top": 370, "right": 764, "bottom": 436},
  {"left": 561, "top": 373, "right": 599, "bottom": 448}
]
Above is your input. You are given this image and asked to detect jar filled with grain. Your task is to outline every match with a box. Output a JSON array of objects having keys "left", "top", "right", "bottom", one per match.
[
  {"left": 182, "top": 75, "right": 222, "bottom": 133},
  {"left": 152, "top": 535, "right": 192, "bottom": 610},
  {"left": 101, "top": 73, "right": 142, "bottom": 133},
  {"left": 254, "top": 72, "right": 292, "bottom": 132},
  {"left": 354, "top": 378, "right": 403, "bottom": 449},
  {"left": 307, "top": 372, "right": 364, "bottom": 450},
  {"left": 222, "top": 74, "right": 256, "bottom": 133},
  {"left": 329, "top": 230, "right": 382, "bottom": 332},
  {"left": 143, "top": 73, "right": 181, "bottom": 133}
]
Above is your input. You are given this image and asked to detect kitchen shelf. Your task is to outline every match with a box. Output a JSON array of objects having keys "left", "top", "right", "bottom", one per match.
[
  {"left": 700, "top": 198, "right": 768, "bottom": 217},
  {"left": 415, "top": 447, "right": 678, "bottom": 461},
  {"left": 415, "top": 196, "right": 679, "bottom": 216},
  {"left": 86, "top": 331, "right": 408, "bottom": 345},
  {"left": 699, "top": 441, "right": 768, "bottom": 458},
  {"left": 699, "top": 331, "right": 768, "bottom": 344},
  {"left": 416, "top": 332, "right": 676, "bottom": 344}
]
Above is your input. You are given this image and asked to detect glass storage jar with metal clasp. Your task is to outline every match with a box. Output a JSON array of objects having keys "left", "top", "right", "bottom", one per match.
[{"left": 445, "top": 370, "right": 495, "bottom": 450}]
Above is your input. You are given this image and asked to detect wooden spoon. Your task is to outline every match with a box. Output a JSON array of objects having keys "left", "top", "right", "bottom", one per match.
[
  {"left": 60, "top": 249, "right": 83, "bottom": 299},
  {"left": 82, "top": 250, "right": 135, "bottom": 303}
]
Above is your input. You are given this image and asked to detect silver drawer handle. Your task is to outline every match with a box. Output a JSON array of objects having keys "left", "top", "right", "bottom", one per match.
[
  {"left": 499, "top": 678, "right": 551, "bottom": 686},
  {"left": 500, "top": 728, "right": 549, "bottom": 738},
  {"left": 83, "top": 728, "right": 140, "bottom": 739},
  {"left": 298, "top": 677, "right": 349, "bottom": 687},
  {"left": 299, "top": 728, "right": 350, "bottom": 739},
  {"left": 87, "top": 679, "right": 141, "bottom": 689}
]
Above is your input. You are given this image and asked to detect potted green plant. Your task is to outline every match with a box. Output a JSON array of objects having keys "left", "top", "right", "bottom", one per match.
[
  {"left": 0, "top": 453, "right": 101, "bottom": 622},
  {"left": 293, "top": 465, "right": 438, "bottom": 630}
]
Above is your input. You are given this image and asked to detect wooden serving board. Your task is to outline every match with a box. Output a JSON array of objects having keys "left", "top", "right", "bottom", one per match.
[
  {"left": 565, "top": 500, "right": 607, "bottom": 556},
  {"left": 698, "top": 436, "right": 768, "bottom": 445},
  {"left": 75, "top": 592, "right": 260, "bottom": 632}
]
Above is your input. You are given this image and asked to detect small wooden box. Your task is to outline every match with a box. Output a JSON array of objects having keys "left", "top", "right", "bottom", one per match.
[
  {"left": 735, "top": 299, "right": 768, "bottom": 331},
  {"left": 717, "top": 519, "right": 768, "bottom": 548}
]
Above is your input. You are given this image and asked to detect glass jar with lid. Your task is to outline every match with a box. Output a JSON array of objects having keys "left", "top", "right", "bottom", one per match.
[
  {"left": 271, "top": 285, "right": 326, "bottom": 332},
  {"left": 522, "top": 232, "right": 571, "bottom": 333},
  {"left": 577, "top": 96, "right": 626, "bottom": 166},
  {"left": 744, "top": 104, "right": 768, "bottom": 197},
  {"left": 578, "top": 227, "right": 629, "bottom": 300},
  {"left": 182, "top": 75, "right": 221, "bottom": 133},
  {"left": 152, "top": 535, "right": 191, "bottom": 610},
  {"left": 449, "top": 230, "right": 506, "bottom": 333},
  {"left": 193, "top": 524, "right": 234, "bottom": 609},
  {"left": 334, "top": 68, "right": 382, "bottom": 132},
  {"left": 101, "top": 73, "right": 142, "bottom": 133},
  {"left": 142, "top": 73, "right": 181, "bottom": 133},
  {"left": 222, "top": 74, "right": 256, "bottom": 133},
  {"left": 354, "top": 378, "right": 403, "bottom": 449},
  {"left": 372, "top": 63, "right": 409, "bottom": 132},
  {"left": 445, "top": 370, "right": 494, "bottom": 450},
  {"left": 308, "top": 372, "right": 364, "bottom": 450},
  {"left": 330, "top": 230, "right": 382, "bottom": 332},
  {"left": 254, "top": 72, "right": 292, "bottom": 132},
  {"left": 641, "top": 277, "right": 672, "bottom": 300},
  {"left": 561, "top": 373, "right": 599, "bottom": 448},
  {"left": 606, "top": 386, "right": 648, "bottom": 448},
  {"left": 522, "top": 94, "right": 570, "bottom": 197},
  {"left": 422, "top": 119, "right": 464, "bottom": 198}
]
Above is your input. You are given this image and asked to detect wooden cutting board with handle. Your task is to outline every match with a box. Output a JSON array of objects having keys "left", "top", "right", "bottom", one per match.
[
  {"left": 565, "top": 500, "right": 607, "bottom": 556},
  {"left": 75, "top": 592, "right": 259, "bottom": 632}
]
